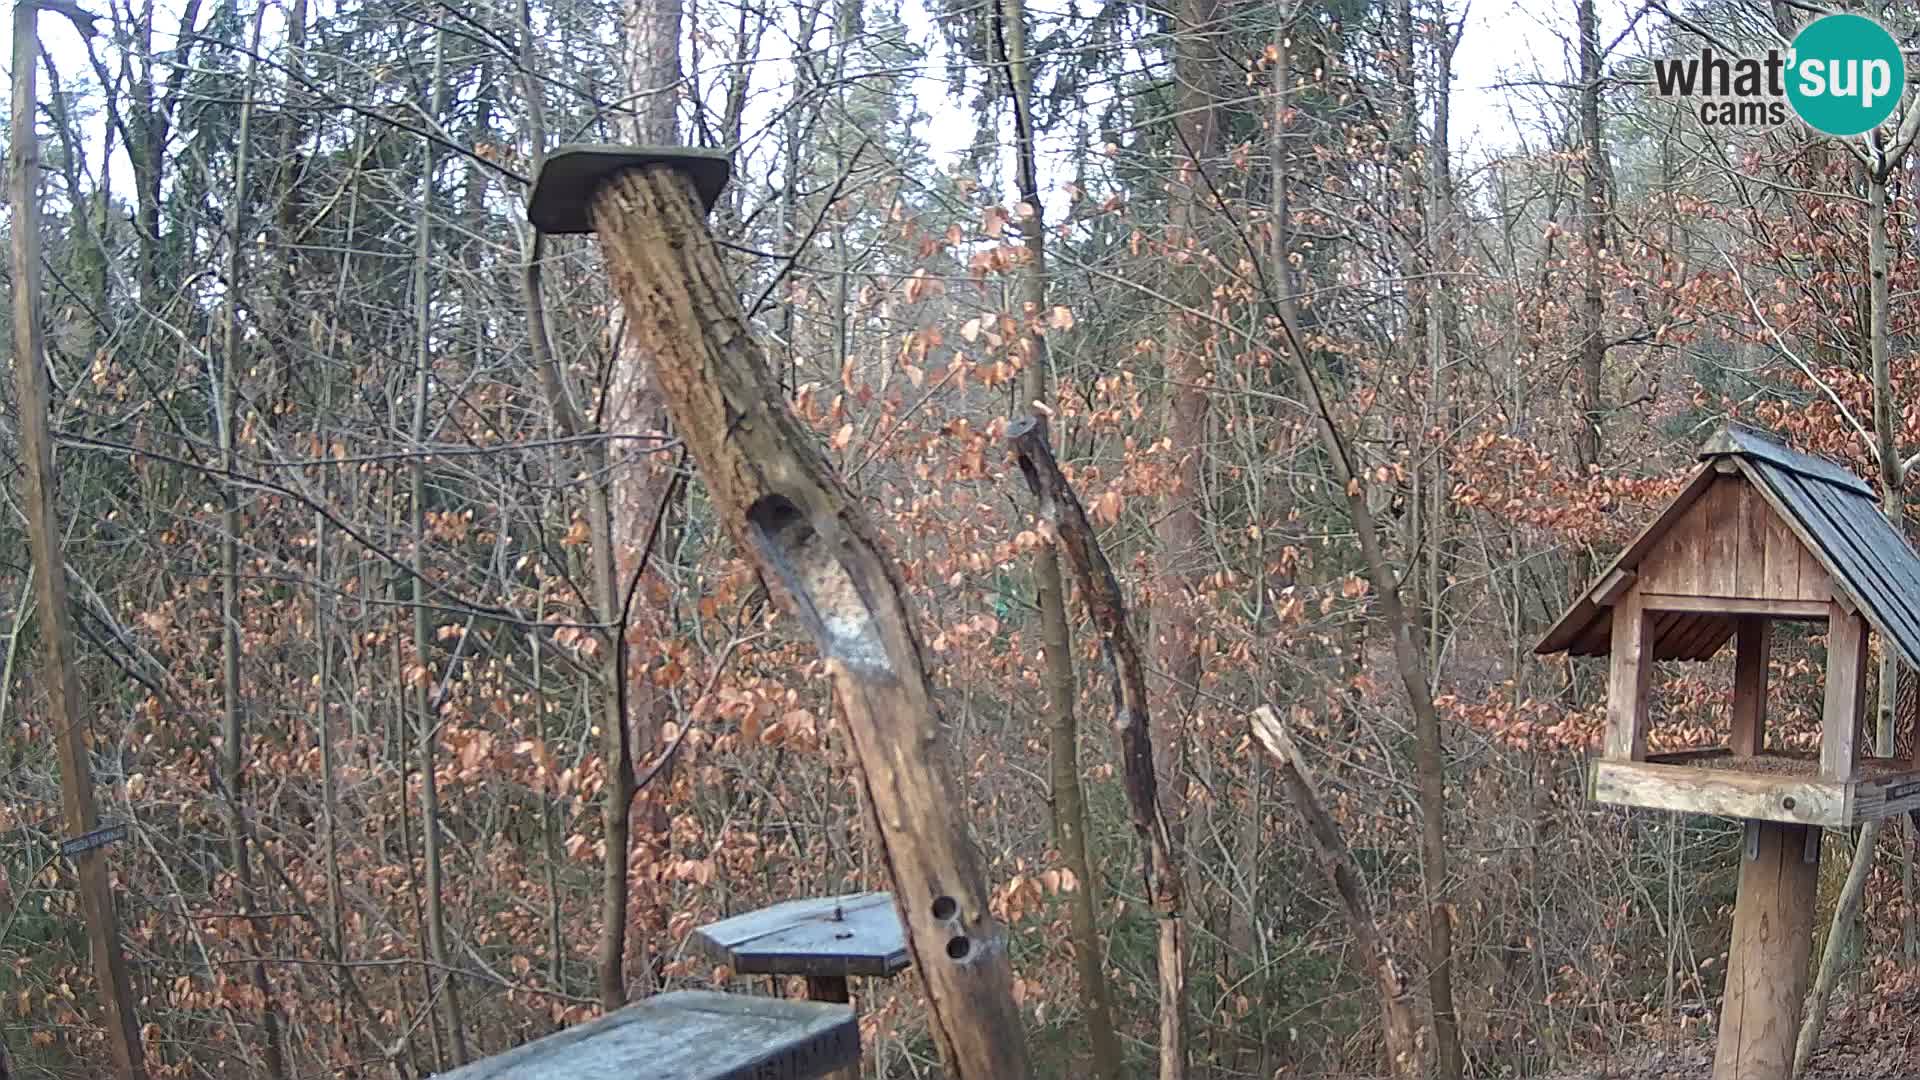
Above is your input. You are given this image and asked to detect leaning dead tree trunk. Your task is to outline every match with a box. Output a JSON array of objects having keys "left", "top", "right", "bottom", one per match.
[
  {"left": 1005, "top": 414, "right": 1186, "bottom": 1080},
  {"left": 9, "top": 3, "right": 147, "bottom": 1077},
  {"left": 989, "top": 0, "right": 1121, "bottom": 1073},
  {"left": 1251, "top": 706, "right": 1418, "bottom": 1078},
  {"left": 530, "top": 153, "right": 1030, "bottom": 1079}
]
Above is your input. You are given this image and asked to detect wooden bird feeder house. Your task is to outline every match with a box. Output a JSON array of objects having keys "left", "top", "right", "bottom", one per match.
[
  {"left": 1538, "top": 423, "right": 1920, "bottom": 1080},
  {"left": 694, "top": 892, "right": 910, "bottom": 1080}
]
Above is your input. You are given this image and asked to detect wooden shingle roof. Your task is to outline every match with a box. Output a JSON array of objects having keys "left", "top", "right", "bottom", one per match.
[{"left": 1536, "top": 425, "right": 1920, "bottom": 669}]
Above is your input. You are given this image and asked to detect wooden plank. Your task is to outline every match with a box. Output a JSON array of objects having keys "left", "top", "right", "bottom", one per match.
[
  {"left": 1641, "top": 493, "right": 1708, "bottom": 595},
  {"left": 1854, "top": 772, "right": 1920, "bottom": 822},
  {"left": 1822, "top": 604, "right": 1868, "bottom": 780},
  {"left": 1732, "top": 617, "right": 1769, "bottom": 756},
  {"left": 1746, "top": 461, "right": 1842, "bottom": 607},
  {"left": 1638, "top": 595, "right": 1828, "bottom": 618},
  {"left": 1734, "top": 480, "right": 1771, "bottom": 597},
  {"left": 1646, "top": 747, "right": 1734, "bottom": 765},
  {"left": 1594, "top": 568, "right": 1636, "bottom": 606},
  {"left": 1672, "top": 613, "right": 1733, "bottom": 661},
  {"left": 1760, "top": 501, "right": 1808, "bottom": 601},
  {"left": 441, "top": 990, "right": 859, "bottom": 1080},
  {"left": 803, "top": 978, "right": 859, "bottom": 1080},
  {"left": 1638, "top": 609, "right": 1681, "bottom": 661},
  {"left": 1713, "top": 821, "right": 1818, "bottom": 1080},
  {"left": 1590, "top": 760, "right": 1848, "bottom": 827},
  {"left": 1605, "top": 591, "right": 1652, "bottom": 761},
  {"left": 693, "top": 893, "right": 910, "bottom": 979},
  {"left": 1703, "top": 478, "right": 1740, "bottom": 596}
]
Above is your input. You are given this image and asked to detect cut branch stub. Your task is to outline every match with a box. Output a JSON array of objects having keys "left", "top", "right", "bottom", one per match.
[{"left": 529, "top": 148, "right": 1028, "bottom": 1080}]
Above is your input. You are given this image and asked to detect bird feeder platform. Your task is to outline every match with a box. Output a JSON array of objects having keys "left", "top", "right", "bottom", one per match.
[
  {"left": 694, "top": 890, "right": 910, "bottom": 999},
  {"left": 1593, "top": 748, "right": 1920, "bottom": 828},
  {"left": 1539, "top": 424, "right": 1920, "bottom": 1080},
  {"left": 693, "top": 892, "right": 909, "bottom": 1080},
  {"left": 437, "top": 990, "right": 857, "bottom": 1080}
]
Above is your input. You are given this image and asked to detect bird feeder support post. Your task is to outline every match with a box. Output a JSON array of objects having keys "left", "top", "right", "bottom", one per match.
[{"left": 527, "top": 149, "right": 1030, "bottom": 1080}]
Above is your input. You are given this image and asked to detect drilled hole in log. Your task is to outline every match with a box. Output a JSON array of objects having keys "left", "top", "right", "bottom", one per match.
[
  {"left": 746, "top": 494, "right": 891, "bottom": 678},
  {"left": 931, "top": 895, "right": 957, "bottom": 921},
  {"left": 946, "top": 936, "right": 971, "bottom": 961}
]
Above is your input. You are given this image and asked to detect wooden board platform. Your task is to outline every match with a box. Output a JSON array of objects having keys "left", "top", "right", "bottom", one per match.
[
  {"left": 1592, "top": 749, "right": 1920, "bottom": 827},
  {"left": 694, "top": 892, "right": 910, "bottom": 979},
  {"left": 440, "top": 990, "right": 858, "bottom": 1080}
]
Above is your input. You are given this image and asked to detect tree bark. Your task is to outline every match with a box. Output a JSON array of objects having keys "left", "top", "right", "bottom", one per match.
[
  {"left": 1573, "top": 0, "right": 1607, "bottom": 484},
  {"left": 581, "top": 164, "right": 1031, "bottom": 1079},
  {"left": 410, "top": 27, "right": 467, "bottom": 1066},
  {"left": 216, "top": 6, "right": 287, "bottom": 1075},
  {"left": 1007, "top": 415, "right": 1186, "bottom": 1080},
  {"left": 1153, "top": 0, "right": 1223, "bottom": 848},
  {"left": 9, "top": 4, "right": 148, "bottom": 1074},
  {"left": 1250, "top": 706, "right": 1419, "bottom": 1078},
  {"left": 992, "top": 1, "right": 1122, "bottom": 1075},
  {"left": 597, "top": 0, "right": 687, "bottom": 1008}
]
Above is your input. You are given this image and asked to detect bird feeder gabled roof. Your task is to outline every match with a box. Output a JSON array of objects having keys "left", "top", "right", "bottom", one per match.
[{"left": 1536, "top": 424, "right": 1920, "bottom": 670}]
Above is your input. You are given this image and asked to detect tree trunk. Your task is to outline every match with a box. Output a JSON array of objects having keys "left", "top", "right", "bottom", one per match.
[
  {"left": 9, "top": 6, "right": 148, "bottom": 1074},
  {"left": 1796, "top": 821, "right": 1873, "bottom": 1076},
  {"left": 1007, "top": 416, "right": 1186, "bottom": 1080},
  {"left": 1151, "top": 5, "right": 1219, "bottom": 1070},
  {"left": 1573, "top": 0, "right": 1607, "bottom": 486},
  {"left": 216, "top": 7, "right": 288, "bottom": 1075},
  {"left": 993, "top": 1, "right": 1122, "bottom": 1075},
  {"left": 1425, "top": 11, "right": 1458, "bottom": 667},
  {"left": 1154, "top": 0, "right": 1222, "bottom": 828},
  {"left": 597, "top": 0, "right": 686, "bottom": 1008},
  {"left": 578, "top": 164, "right": 1031, "bottom": 1079},
  {"left": 410, "top": 27, "right": 467, "bottom": 1065}
]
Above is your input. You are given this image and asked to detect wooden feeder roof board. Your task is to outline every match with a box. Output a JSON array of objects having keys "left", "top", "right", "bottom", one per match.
[
  {"left": 692, "top": 891, "right": 910, "bottom": 979},
  {"left": 1537, "top": 424, "right": 1920, "bottom": 671},
  {"left": 439, "top": 989, "right": 858, "bottom": 1080}
]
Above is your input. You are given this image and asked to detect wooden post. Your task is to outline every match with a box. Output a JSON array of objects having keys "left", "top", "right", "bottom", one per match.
[
  {"left": 1714, "top": 820, "right": 1818, "bottom": 1080},
  {"left": 1822, "top": 605, "right": 1867, "bottom": 779},
  {"left": 1604, "top": 590, "right": 1651, "bottom": 760},
  {"left": 803, "top": 978, "right": 856, "bottom": 1080},
  {"left": 529, "top": 152, "right": 1029, "bottom": 1080},
  {"left": 9, "top": 4, "right": 148, "bottom": 1077},
  {"left": 1731, "top": 617, "right": 1769, "bottom": 757}
]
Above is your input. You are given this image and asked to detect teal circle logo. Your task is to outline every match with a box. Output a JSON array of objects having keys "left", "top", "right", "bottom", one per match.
[{"left": 1786, "top": 14, "right": 1905, "bottom": 137}]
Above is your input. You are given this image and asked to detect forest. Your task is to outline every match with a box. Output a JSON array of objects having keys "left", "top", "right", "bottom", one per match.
[{"left": 3, "top": 0, "right": 1920, "bottom": 1076}]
